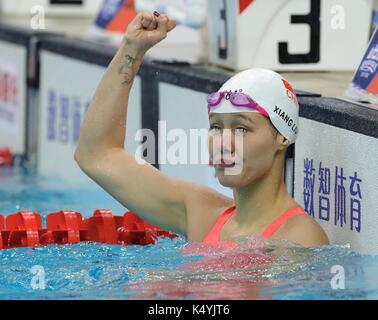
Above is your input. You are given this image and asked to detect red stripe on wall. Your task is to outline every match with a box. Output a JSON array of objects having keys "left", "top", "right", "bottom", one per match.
[
  {"left": 239, "top": 0, "right": 254, "bottom": 14},
  {"left": 367, "top": 74, "right": 378, "bottom": 95},
  {"left": 107, "top": 0, "right": 137, "bottom": 33}
]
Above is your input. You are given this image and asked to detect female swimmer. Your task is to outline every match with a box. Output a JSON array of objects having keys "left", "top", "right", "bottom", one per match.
[{"left": 74, "top": 12, "right": 329, "bottom": 248}]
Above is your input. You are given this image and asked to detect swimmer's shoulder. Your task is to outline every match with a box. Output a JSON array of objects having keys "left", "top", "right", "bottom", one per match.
[
  {"left": 184, "top": 184, "right": 234, "bottom": 242},
  {"left": 273, "top": 208, "right": 330, "bottom": 247}
]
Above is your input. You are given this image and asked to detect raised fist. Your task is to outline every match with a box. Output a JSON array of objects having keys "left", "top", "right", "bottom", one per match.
[{"left": 124, "top": 11, "right": 177, "bottom": 53}]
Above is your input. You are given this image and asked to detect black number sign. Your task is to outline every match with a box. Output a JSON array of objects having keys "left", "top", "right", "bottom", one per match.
[
  {"left": 218, "top": 0, "right": 228, "bottom": 59},
  {"left": 279, "top": 0, "right": 321, "bottom": 64}
]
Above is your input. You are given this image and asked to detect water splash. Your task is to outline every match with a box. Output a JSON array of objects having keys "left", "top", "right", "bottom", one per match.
[{"left": 0, "top": 234, "right": 377, "bottom": 299}]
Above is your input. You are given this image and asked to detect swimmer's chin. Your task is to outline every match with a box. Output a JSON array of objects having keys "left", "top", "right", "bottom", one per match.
[
  {"left": 216, "top": 174, "right": 244, "bottom": 188},
  {"left": 215, "top": 165, "right": 260, "bottom": 188}
]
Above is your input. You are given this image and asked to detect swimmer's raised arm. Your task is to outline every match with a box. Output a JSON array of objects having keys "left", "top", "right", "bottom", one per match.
[
  {"left": 76, "top": 12, "right": 176, "bottom": 154},
  {"left": 74, "top": 13, "right": 224, "bottom": 237}
]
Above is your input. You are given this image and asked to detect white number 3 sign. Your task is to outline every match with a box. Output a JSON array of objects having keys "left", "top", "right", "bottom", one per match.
[{"left": 208, "top": 0, "right": 374, "bottom": 71}]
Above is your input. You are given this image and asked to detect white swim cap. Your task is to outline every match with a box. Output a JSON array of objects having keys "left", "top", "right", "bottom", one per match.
[{"left": 210, "top": 68, "right": 299, "bottom": 144}]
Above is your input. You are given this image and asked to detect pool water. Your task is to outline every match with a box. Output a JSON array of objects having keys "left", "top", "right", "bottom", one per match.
[{"left": 1, "top": 166, "right": 378, "bottom": 300}]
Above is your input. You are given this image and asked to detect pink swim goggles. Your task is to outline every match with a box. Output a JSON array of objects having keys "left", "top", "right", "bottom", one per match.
[{"left": 207, "top": 91, "right": 269, "bottom": 117}]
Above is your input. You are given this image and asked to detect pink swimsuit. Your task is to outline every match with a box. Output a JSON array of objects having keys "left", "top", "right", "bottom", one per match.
[{"left": 202, "top": 205, "right": 308, "bottom": 249}]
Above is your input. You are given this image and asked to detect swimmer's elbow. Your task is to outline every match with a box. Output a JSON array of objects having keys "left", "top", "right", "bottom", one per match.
[
  {"left": 74, "top": 150, "right": 92, "bottom": 176},
  {"left": 74, "top": 148, "right": 82, "bottom": 164},
  {"left": 74, "top": 148, "right": 91, "bottom": 170},
  {"left": 74, "top": 148, "right": 102, "bottom": 176},
  {"left": 74, "top": 146, "right": 115, "bottom": 170}
]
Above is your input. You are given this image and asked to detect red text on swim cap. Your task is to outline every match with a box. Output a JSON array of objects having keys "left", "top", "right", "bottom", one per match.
[{"left": 282, "top": 79, "right": 299, "bottom": 108}]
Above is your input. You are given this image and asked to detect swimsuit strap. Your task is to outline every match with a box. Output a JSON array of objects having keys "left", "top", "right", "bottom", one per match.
[
  {"left": 202, "top": 205, "right": 308, "bottom": 245},
  {"left": 202, "top": 205, "right": 236, "bottom": 245},
  {"left": 261, "top": 207, "right": 307, "bottom": 239}
]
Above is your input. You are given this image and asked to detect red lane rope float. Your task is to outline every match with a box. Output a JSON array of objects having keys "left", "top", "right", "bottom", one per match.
[
  {"left": 0, "top": 214, "right": 4, "bottom": 249},
  {"left": 0, "top": 147, "right": 14, "bottom": 166},
  {"left": 43, "top": 210, "right": 84, "bottom": 245},
  {"left": 0, "top": 210, "right": 177, "bottom": 250},
  {"left": 6, "top": 211, "right": 42, "bottom": 248}
]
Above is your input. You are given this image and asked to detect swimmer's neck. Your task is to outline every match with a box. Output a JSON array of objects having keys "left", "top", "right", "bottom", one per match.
[{"left": 232, "top": 173, "right": 295, "bottom": 228}]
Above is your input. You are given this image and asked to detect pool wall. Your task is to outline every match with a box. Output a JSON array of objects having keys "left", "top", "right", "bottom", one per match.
[{"left": 0, "top": 24, "right": 63, "bottom": 162}]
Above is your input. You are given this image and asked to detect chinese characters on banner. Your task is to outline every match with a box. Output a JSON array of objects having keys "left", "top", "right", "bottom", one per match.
[
  {"left": 303, "top": 158, "right": 362, "bottom": 233},
  {"left": 47, "top": 89, "right": 90, "bottom": 146}
]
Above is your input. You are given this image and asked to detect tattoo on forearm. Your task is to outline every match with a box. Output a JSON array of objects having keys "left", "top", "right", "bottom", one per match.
[{"left": 118, "top": 53, "right": 136, "bottom": 85}]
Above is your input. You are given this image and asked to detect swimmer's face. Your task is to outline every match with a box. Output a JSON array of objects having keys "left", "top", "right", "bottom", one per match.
[{"left": 208, "top": 112, "right": 283, "bottom": 188}]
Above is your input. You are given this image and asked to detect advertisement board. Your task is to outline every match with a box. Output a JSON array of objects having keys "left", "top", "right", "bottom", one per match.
[
  {"left": 294, "top": 117, "right": 378, "bottom": 255},
  {"left": 0, "top": 41, "right": 27, "bottom": 155},
  {"left": 38, "top": 51, "right": 142, "bottom": 184}
]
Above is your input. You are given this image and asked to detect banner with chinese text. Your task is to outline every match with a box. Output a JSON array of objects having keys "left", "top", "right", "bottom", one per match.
[{"left": 294, "top": 118, "right": 378, "bottom": 255}]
